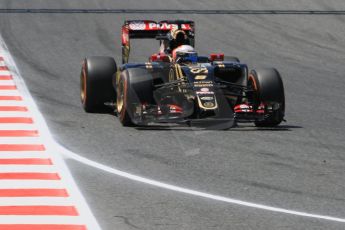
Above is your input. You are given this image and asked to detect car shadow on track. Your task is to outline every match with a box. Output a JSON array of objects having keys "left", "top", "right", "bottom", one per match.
[
  {"left": 230, "top": 124, "right": 303, "bottom": 132},
  {"left": 134, "top": 124, "right": 303, "bottom": 132}
]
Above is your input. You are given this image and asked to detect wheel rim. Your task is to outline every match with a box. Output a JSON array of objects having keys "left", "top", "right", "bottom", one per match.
[
  {"left": 80, "top": 67, "right": 87, "bottom": 103},
  {"left": 117, "top": 78, "right": 124, "bottom": 113},
  {"left": 248, "top": 74, "right": 258, "bottom": 91}
]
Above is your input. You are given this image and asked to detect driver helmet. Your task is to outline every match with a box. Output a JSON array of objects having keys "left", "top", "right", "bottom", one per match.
[
  {"left": 167, "top": 29, "right": 190, "bottom": 52},
  {"left": 172, "top": 29, "right": 187, "bottom": 44},
  {"left": 172, "top": 45, "right": 198, "bottom": 63}
]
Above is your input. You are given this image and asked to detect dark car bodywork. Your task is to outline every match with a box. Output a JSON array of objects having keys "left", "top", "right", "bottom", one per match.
[
  {"left": 114, "top": 20, "right": 281, "bottom": 128},
  {"left": 80, "top": 20, "right": 285, "bottom": 129}
]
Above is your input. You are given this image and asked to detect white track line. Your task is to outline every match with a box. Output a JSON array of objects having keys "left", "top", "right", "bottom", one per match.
[{"left": 60, "top": 146, "right": 345, "bottom": 223}]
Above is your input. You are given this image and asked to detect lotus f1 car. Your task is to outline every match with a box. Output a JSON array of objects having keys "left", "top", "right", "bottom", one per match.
[{"left": 80, "top": 20, "right": 285, "bottom": 129}]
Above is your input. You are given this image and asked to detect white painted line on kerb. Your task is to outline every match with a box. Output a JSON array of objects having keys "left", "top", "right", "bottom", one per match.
[
  {"left": 0, "top": 70, "right": 11, "bottom": 75},
  {"left": 0, "top": 197, "right": 76, "bottom": 206},
  {"left": 0, "top": 113, "right": 32, "bottom": 118},
  {"left": 2, "top": 34, "right": 345, "bottom": 225},
  {"left": 0, "top": 80, "right": 15, "bottom": 85},
  {"left": 0, "top": 90, "right": 21, "bottom": 96},
  {"left": 0, "top": 100, "right": 25, "bottom": 106},
  {"left": 0, "top": 165, "right": 58, "bottom": 173},
  {"left": 0, "top": 180, "right": 64, "bottom": 189},
  {"left": 0, "top": 138, "right": 43, "bottom": 144},
  {"left": 0, "top": 124, "right": 35, "bottom": 130},
  {"left": 0, "top": 152, "right": 49, "bottom": 159},
  {"left": 0, "top": 216, "right": 86, "bottom": 225}
]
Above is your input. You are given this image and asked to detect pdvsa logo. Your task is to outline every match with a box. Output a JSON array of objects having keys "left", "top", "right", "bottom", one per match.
[{"left": 148, "top": 23, "right": 191, "bottom": 30}]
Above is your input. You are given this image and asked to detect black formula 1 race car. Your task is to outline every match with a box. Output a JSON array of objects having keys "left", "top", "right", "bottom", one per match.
[{"left": 80, "top": 20, "right": 285, "bottom": 129}]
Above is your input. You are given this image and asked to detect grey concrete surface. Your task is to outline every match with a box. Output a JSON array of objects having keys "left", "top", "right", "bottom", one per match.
[{"left": 1, "top": 1, "right": 345, "bottom": 229}]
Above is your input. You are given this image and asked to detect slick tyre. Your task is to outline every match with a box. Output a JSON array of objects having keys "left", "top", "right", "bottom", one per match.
[
  {"left": 116, "top": 68, "right": 154, "bottom": 126},
  {"left": 249, "top": 68, "right": 285, "bottom": 127},
  {"left": 116, "top": 72, "right": 134, "bottom": 126},
  {"left": 80, "top": 56, "right": 117, "bottom": 112}
]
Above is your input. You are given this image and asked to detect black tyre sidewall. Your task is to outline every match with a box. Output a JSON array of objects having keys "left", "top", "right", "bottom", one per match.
[
  {"left": 118, "top": 68, "right": 154, "bottom": 126},
  {"left": 249, "top": 68, "right": 285, "bottom": 127},
  {"left": 81, "top": 56, "right": 117, "bottom": 112},
  {"left": 118, "top": 72, "right": 134, "bottom": 126}
]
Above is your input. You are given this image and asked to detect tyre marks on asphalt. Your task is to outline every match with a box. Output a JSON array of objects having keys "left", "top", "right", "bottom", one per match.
[{"left": 0, "top": 53, "right": 99, "bottom": 229}]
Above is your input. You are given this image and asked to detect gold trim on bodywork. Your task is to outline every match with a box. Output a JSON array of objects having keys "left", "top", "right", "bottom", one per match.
[
  {"left": 175, "top": 64, "right": 184, "bottom": 80},
  {"left": 197, "top": 95, "right": 218, "bottom": 110},
  {"left": 194, "top": 75, "right": 207, "bottom": 80},
  {"left": 169, "top": 64, "right": 184, "bottom": 81},
  {"left": 214, "top": 61, "right": 225, "bottom": 68}
]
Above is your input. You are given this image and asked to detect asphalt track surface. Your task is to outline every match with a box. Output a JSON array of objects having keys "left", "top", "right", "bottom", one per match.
[{"left": 1, "top": 0, "right": 345, "bottom": 229}]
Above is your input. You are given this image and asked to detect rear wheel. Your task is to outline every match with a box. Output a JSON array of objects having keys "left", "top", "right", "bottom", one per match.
[
  {"left": 80, "top": 56, "right": 117, "bottom": 112},
  {"left": 248, "top": 68, "right": 285, "bottom": 127}
]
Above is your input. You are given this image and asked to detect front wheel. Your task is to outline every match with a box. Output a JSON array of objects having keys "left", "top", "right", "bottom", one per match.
[
  {"left": 117, "top": 72, "right": 134, "bottom": 126},
  {"left": 116, "top": 68, "right": 155, "bottom": 127},
  {"left": 248, "top": 68, "right": 285, "bottom": 127}
]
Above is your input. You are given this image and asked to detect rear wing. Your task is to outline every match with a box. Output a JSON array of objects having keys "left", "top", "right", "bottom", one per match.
[{"left": 121, "top": 20, "right": 195, "bottom": 64}]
